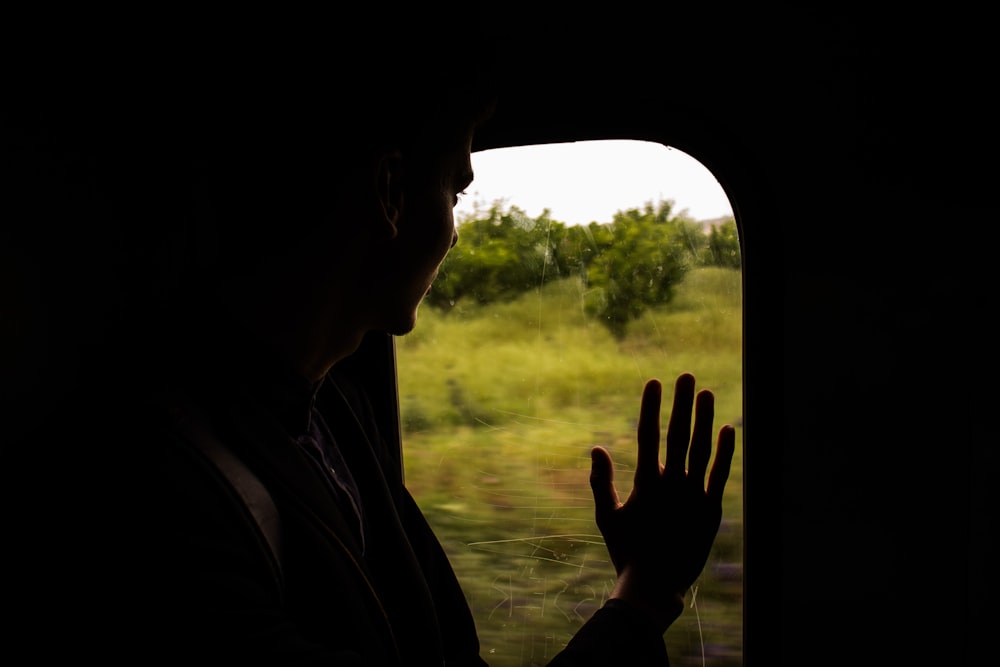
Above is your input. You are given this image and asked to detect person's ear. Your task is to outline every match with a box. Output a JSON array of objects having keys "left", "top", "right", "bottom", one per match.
[{"left": 375, "top": 151, "right": 403, "bottom": 238}]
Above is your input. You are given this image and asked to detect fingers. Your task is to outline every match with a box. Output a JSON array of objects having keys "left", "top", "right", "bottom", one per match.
[
  {"left": 707, "top": 425, "right": 736, "bottom": 505},
  {"left": 686, "top": 389, "right": 715, "bottom": 487},
  {"left": 664, "top": 373, "right": 695, "bottom": 478},
  {"left": 590, "top": 446, "right": 621, "bottom": 520},
  {"left": 634, "top": 379, "right": 662, "bottom": 488},
  {"left": 632, "top": 373, "right": 732, "bottom": 502}
]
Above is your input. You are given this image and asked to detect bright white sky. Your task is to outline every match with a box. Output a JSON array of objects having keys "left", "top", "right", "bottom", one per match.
[{"left": 456, "top": 139, "right": 733, "bottom": 226}]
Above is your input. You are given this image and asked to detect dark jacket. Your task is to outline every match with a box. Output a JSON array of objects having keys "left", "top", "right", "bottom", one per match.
[{"left": 16, "top": 318, "right": 668, "bottom": 665}]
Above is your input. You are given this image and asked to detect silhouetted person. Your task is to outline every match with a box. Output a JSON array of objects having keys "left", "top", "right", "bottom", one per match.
[{"left": 7, "top": 17, "right": 735, "bottom": 665}]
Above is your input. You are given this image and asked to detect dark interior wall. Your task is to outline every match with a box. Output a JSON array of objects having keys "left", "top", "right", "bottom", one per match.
[
  {"left": 3, "top": 6, "right": 992, "bottom": 665},
  {"left": 475, "top": 7, "right": 994, "bottom": 664}
]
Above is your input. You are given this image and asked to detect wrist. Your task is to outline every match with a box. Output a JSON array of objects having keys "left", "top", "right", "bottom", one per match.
[{"left": 610, "top": 578, "right": 684, "bottom": 634}]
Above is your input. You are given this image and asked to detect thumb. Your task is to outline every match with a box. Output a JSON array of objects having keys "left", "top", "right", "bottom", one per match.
[{"left": 590, "top": 446, "right": 620, "bottom": 520}]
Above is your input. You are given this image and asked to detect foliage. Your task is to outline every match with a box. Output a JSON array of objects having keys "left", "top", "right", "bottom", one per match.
[
  {"left": 431, "top": 200, "right": 740, "bottom": 340},
  {"left": 425, "top": 204, "right": 568, "bottom": 311},
  {"left": 401, "top": 266, "right": 743, "bottom": 437},
  {"left": 582, "top": 201, "right": 695, "bottom": 339},
  {"left": 700, "top": 219, "right": 742, "bottom": 269}
]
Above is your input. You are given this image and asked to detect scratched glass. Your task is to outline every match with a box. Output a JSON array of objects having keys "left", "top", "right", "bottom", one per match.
[{"left": 395, "top": 141, "right": 743, "bottom": 667}]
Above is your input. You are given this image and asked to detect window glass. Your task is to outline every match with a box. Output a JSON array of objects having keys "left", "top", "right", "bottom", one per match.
[{"left": 396, "top": 140, "right": 743, "bottom": 666}]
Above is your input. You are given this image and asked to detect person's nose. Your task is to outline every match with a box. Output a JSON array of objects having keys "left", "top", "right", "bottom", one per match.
[{"left": 450, "top": 227, "right": 459, "bottom": 248}]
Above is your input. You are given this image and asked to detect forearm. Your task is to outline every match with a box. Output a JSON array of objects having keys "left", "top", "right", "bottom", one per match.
[{"left": 546, "top": 599, "right": 671, "bottom": 667}]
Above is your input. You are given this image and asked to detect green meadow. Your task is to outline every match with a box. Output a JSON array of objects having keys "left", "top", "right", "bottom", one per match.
[{"left": 396, "top": 266, "right": 744, "bottom": 666}]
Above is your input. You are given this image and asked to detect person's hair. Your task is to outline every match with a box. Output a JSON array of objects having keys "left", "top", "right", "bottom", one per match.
[
  {"left": 7, "top": 10, "right": 499, "bottom": 348},
  {"left": 6, "top": 7, "right": 499, "bottom": 392},
  {"left": 181, "top": 32, "right": 498, "bottom": 282}
]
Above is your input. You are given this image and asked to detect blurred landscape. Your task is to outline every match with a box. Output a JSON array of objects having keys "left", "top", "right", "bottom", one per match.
[{"left": 397, "top": 265, "right": 743, "bottom": 666}]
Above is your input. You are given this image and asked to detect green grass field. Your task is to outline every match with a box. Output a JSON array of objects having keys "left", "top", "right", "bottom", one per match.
[{"left": 396, "top": 266, "right": 743, "bottom": 666}]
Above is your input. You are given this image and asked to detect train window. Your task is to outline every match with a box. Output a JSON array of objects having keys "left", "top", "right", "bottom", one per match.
[{"left": 395, "top": 139, "right": 743, "bottom": 666}]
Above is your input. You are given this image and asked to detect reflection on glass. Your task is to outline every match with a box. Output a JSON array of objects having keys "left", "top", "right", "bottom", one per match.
[{"left": 396, "top": 143, "right": 743, "bottom": 667}]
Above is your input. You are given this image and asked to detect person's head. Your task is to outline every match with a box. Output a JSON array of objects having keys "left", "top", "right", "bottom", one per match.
[
  {"left": 169, "top": 32, "right": 497, "bottom": 378},
  {"left": 9, "top": 9, "right": 500, "bottom": 394}
]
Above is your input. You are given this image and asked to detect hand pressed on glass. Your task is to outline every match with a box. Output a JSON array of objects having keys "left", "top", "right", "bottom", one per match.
[{"left": 589, "top": 372, "right": 736, "bottom": 633}]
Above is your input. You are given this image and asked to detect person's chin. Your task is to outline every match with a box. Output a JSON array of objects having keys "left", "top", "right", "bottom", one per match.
[{"left": 381, "top": 310, "right": 419, "bottom": 337}]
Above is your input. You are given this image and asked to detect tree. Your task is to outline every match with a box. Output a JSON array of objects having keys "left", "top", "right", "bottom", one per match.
[
  {"left": 583, "top": 201, "right": 692, "bottom": 339},
  {"left": 426, "top": 204, "right": 568, "bottom": 311},
  {"left": 700, "top": 218, "right": 741, "bottom": 268}
]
